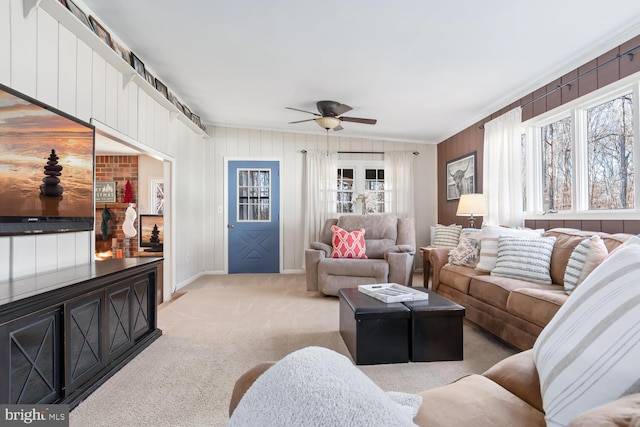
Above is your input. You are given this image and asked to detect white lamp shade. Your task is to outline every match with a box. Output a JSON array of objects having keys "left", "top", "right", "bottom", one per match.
[
  {"left": 456, "top": 193, "right": 487, "bottom": 217},
  {"left": 315, "top": 116, "right": 341, "bottom": 130}
]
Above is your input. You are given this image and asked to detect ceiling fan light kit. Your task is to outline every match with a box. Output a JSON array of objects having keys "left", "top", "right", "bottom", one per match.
[
  {"left": 286, "top": 100, "right": 377, "bottom": 131},
  {"left": 315, "top": 116, "right": 341, "bottom": 130}
]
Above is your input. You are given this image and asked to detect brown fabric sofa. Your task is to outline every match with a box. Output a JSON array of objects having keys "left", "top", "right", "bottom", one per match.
[
  {"left": 305, "top": 214, "right": 416, "bottom": 296},
  {"left": 429, "top": 228, "right": 632, "bottom": 350},
  {"left": 229, "top": 349, "right": 640, "bottom": 426}
]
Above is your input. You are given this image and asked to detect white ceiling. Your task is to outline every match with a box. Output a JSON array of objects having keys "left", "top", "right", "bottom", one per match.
[{"left": 82, "top": 0, "right": 640, "bottom": 145}]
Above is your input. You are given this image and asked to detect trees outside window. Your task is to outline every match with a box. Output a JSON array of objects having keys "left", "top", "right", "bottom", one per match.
[
  {"left": 587, "top": 93, "right": 634, "bottom": 209},
  {"left": 542, "top": 117, "right": 572, "bottom": 211},
  {"left": 524, "top": 82, "right": 637, "bottom": 215}
]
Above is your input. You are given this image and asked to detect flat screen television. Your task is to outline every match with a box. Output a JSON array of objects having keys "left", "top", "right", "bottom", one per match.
[
  {"left": 139, "top": 214, "right": 163, "bottom": 252},
  {"left": 0, "top": 83, "right": 95, "bottom": 236}
]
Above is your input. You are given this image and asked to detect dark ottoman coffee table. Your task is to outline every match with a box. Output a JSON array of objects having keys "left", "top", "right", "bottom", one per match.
[
  {"left": 403, "top": 290, "right": 465, "bottom": 362},
  {"left": 338, "top": 287, "right": 410, "bottom": 365}
]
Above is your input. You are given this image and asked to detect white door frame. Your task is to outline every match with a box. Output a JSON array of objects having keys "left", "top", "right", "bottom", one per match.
[
  {"left": 91, "top": 120, "right": 176, "bottom": 302},
  {"left": 223, "top": 156, "right": 283, "bottom": 274}
]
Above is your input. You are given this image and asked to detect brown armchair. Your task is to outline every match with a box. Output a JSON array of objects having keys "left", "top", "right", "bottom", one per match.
[{"left": 305, "top": 214, "right": 416, "bottom": 296}]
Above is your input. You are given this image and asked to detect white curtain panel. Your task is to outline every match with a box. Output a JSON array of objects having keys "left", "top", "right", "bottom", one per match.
[
  {"left": 483, "top": 107, "right": 524, "bottom": 227},
  {"left": 384, "top": 152, "right": 415, "bottom": 218},
  {"left": 304, "top": 151, "right": 338, "bottom": 249}
]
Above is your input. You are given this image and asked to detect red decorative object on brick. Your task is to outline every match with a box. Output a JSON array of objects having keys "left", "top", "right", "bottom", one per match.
[{"left": 123, "top": 180, "right": 133, "bottom": 203}]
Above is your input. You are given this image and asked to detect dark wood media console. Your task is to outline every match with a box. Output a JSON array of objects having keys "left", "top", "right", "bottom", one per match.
[{"left": 0, "top": 258, "right": 162, "bottom": 408}]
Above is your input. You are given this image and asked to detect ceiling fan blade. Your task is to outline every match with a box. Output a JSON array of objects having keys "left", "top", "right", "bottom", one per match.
[
  {"left": 332, "top": 124, "right": 344, "bottom": 131},
  {"left": 288, "top": 118, "right": 316, "bottom": 124},
  {"left": 340, "top": 116, "right": 377, "bottom": 125},
  {"left": 285, "top": 106, "right": 320, "bottom": 116},
  {"left": 332, "top": 103, "right": 352, "bottom": 116}
]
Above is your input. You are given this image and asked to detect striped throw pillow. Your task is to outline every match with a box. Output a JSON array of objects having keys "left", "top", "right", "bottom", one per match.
[
  {"left": 431, "top": 224, "right": 462, "bottom": 248},
  {"left": 533, "top": 243, "right": 640, "bottom": 427},
  {"left": 563, "top": 235, "right": 608, "bottom": 295},
  {"left": 475, "top": 225, "right": 544, "bottom": 272},
  {"left": 490, "top": 235, "right": 556, "bottom": 284}
]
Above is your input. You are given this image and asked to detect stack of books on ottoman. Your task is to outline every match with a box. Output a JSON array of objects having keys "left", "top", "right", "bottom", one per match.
[{"left": 358, "top": 283, "right": 429, "bottom": 303}]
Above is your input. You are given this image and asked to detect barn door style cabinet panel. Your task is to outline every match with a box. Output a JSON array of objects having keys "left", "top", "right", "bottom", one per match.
[{"left": 0, "top": 258, "right": 162, "bottom": 408}]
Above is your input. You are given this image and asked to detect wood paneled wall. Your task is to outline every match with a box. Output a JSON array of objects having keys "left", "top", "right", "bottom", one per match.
[{"left": 437, "top": 34, "right": 640, "bottom": 227}]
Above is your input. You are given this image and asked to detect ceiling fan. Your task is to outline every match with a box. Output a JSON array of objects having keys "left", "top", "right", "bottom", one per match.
[{"left": 286, "top": 100, "right": 377, "bottom": 131}]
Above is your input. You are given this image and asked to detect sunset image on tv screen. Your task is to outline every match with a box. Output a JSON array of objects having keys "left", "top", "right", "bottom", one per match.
[{"left": 0, "top": 88, "right": 94, "bottom": 217}]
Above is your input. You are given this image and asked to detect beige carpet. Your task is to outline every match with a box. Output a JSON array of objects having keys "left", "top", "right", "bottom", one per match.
[{"left": 70, "top": 273, "right": 516, "bottom": 427}]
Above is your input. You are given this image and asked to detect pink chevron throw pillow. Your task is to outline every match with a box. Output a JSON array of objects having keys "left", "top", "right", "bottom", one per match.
[{"left": 331, "top": 225, "right": 367, "bottom": 259}]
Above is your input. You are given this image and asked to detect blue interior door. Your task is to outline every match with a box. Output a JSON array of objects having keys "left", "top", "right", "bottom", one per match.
[{"left": 228, "top": 161, "right": 280, "bottom": 273}]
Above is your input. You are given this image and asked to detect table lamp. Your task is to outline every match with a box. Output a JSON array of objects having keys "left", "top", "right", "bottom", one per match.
[{"left": 456, "top": 193, "right": 487, "bottom": 228}]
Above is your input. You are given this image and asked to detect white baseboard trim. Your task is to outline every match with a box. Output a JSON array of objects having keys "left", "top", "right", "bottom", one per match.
[
  {"left": 174, "top": 272, "right": 206, "bottom": 291},
  {"left": 202, "top": 270, "right": 226, "bottom": 275}
]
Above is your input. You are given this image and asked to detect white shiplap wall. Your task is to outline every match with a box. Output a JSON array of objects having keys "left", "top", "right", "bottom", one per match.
[
  {"left": 0, "top": 0, "right": 438, "bottom": 287},
  {"left": 205, "top": 127, "right": 437, "bottom": 274},
  {"left": 0, "top": 0, "right": 206, "bottom": 287}
]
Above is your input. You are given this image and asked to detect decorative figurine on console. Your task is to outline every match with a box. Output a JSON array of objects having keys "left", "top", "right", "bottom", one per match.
[
  {"left": 146, "top": 224, "right": 163, "bottom": 252},
  {"left": 123, "top": 203, "right": 137, "bottom": 257}
]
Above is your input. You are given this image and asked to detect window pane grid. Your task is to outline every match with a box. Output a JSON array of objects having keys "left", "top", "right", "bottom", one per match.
[
  {"left": 525, "top": 85, "right": 638, "bottom": 215},
  {"left": 337, "top": 168, "right": 354, "bottom": 213},
  {"left": 364, "top": 169, "right": 385, "bottom": 213},
  {"left": 237, "top": 168, "right": 271, "bottom": 221}
]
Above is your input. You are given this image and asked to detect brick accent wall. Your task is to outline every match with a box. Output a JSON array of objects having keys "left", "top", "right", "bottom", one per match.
[{"left": 95, "top": 155, "right": 139, "bottom": 254}]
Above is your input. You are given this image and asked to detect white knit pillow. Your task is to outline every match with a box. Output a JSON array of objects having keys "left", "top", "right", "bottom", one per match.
[
  {"left": 475, "top": 225, "right": 544, "bottom": 272},
  {"left": 533, "top": 243, "right": 640, "bottom": 427},
  {"left": 431, "top": 224, "right": 462, "bottom": 248},
  {"left": 491, "top": 235, "right": 556, "bottom": 284},
  {"left": 563, "top": 235, "right": 608, "bottom": 294}
]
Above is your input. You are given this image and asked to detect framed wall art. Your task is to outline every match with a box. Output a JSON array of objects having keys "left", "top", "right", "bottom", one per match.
[
  {"left": 95, "top": 181, "right": 116, "bottom": 203},
  {"left": 191, "top": 114, "right": 202, "bottom": 128},
  {"left": 111, "top": 39, "right": 130, "bottom": 63},
  {"left": 144, "top": 70, "right": 155, "bottom": 87},
  {"left": 155, "top": 78, "right": 169, "bottom": 99},
  {"left": 62, "top": 0, "right": 91, "bottom": 29},
  {"left": 89, "top": 16, "right": 112, "bottom": 48},
  {"left": 130, "top": 52, "right": 145, "bottom": 77},
  {"left": 446, "top": 151, "right": 476, "bottom": 201}
]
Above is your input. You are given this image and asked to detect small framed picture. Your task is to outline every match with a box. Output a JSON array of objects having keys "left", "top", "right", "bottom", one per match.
[
  {"left": 111, "top": 39, "right": 130, "bottom": 63},
  {"left": 95, "top": 181, "right": 117, "bottom": 203},
  {"left": 63, "top": 0, "right": 92, "bottom": 29},
  {"left": 89, "top": 16, "right": 112, "bottom": 48},
  {"left": 155, "top": 78, "right": 169, "bottom": 99},
  {"left": 191, "top": 114, "right": 202, "bottom": 128},
  {"left": 168, "top": 92, "right": 181, "bottom": 110},
  {"left": 144, "top": 69, "right": 155, "bottom": 87},
  {"left": 130, "top": 52, "right": 145, "bottom": 77},
  {"left": 182, "top": 104, "right": 191, "bottom": 118}
]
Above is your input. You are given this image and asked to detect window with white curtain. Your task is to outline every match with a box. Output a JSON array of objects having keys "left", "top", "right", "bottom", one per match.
[
  {"left": 522, "top": 81, "right": 637, "bottom": 215},
  {"left": 336, "top": 161, "right": 385, "bottom": 214}
]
